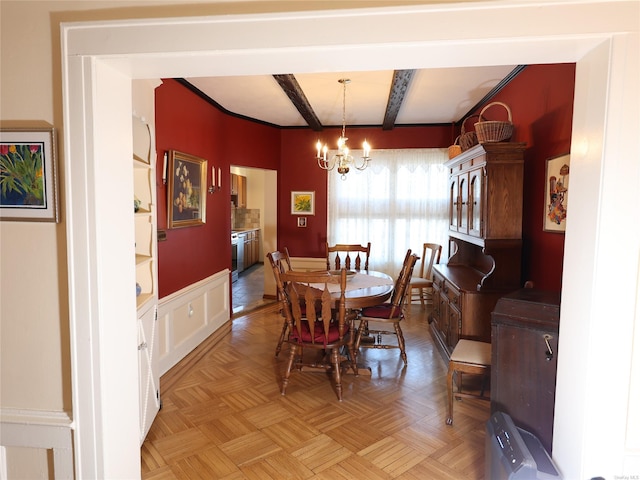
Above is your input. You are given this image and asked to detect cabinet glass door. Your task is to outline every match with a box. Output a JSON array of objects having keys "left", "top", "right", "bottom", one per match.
[
  {"left": 469, "top": 169, "right": 483, "bottom": 237},
  {"left": 459, "top": 175, "right": 469, "bottom": 234},
  {"left": 448, "top": 176, "right": 459, "bottom": 231}
]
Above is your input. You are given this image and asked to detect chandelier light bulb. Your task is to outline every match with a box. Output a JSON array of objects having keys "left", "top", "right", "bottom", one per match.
[{"left": 363, "top": 140, "right": 371, "bottom": 158}]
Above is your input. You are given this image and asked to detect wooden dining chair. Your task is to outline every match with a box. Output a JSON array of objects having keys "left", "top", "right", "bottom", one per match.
[
  {"left": 404, "top": 243, "right": 442, "bottom": 316},
  {"left": 354, "top": 250, "right": 418, "bottom": 365},
  {"left": 266, "top": 249, "right": 294, "bottom": 357},
  {"left": 277, "top": 269, "right": 354, "bottom": 401},
  {"left": 326, "top": 242, "right": 371, "bottom": 271}
]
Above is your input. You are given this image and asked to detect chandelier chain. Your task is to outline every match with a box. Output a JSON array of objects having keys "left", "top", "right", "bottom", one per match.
[{"left": 341, "top": 78, "right": 347, "bottom": 139}]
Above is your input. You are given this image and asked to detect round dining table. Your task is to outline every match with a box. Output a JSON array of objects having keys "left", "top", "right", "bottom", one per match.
[{"left": 342, "top": 270, "right": 394, "bottom": 309}]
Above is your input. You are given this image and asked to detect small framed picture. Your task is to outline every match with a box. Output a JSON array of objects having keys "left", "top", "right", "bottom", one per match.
[
  {"left": 297, "top": 217, "right": 307, "bottom": 227},
  {"left": 0, "top": 127, "right": 59, "bottom": 222},
  {"left": 291, "top": 191, "right": 315, "bottom": 215},
  {"left": 167, "top": 150, "right": 207, "bottom": 228},
  {"left": 543, "top": 153, "right": 570, "bottom": 233}
]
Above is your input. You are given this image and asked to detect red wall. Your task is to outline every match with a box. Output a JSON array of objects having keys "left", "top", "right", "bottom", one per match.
[
  {"left": 277, "top": 125, "right": 451, "bottom": 258},
  {"left": 466, "top": 64, "right": 575, "bottom": 291},
  {"left": 155, "top": 64, "right": 574, "bottom": 297},
  {"left": 155, "top": 79, "right": 280, "bottom": 297}
]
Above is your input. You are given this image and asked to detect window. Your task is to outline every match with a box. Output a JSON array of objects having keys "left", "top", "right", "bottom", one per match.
[{"left": 328, "top": 148, "right": 449, "bottom": 275}]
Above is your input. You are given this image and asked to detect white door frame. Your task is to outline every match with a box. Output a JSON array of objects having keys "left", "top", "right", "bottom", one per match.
[{"left": 61, "top": 2, "right": 639, "bottom": 478}]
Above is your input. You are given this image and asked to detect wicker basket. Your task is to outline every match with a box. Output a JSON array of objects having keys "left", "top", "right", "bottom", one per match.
[
  {"left": 448, "top": 136, "right": 462, "bottom": 159},
  {"left": 459, "top": 114, "right": 483, "bottom": 151},
  {"left": 474, "top": 102, "right": 514, "bottom": 143}
]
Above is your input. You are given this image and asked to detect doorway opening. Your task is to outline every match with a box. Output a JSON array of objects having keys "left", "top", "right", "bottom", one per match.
[{"left": 230, "top": 166, "right": 278, "bottom": 315}]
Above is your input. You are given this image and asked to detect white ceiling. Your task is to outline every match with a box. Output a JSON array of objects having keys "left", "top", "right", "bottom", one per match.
[{"left": 185, "top": 65, "right": 518, "bottom": 128}]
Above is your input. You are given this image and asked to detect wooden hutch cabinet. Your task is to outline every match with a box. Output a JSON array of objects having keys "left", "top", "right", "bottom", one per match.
[{"left": 429, "top": 142, "right": 526, "bottom": 359}]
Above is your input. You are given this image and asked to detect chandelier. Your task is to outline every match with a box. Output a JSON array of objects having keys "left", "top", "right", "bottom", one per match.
[{"left": 315, "top": 78, "right": 372, "bottom": 180}]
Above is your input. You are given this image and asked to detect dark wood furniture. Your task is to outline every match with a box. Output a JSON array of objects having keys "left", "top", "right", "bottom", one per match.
[
  {"left": 490, "top": 288, "right": 561, "bottom": 454},
  {"left": 429, "top": 142, "right": 526, "bottom": 360}
]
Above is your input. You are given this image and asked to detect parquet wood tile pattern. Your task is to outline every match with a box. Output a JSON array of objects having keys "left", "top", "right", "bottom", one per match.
[{"left": 141, "top": 304, "right": 490, "bottom": 479}]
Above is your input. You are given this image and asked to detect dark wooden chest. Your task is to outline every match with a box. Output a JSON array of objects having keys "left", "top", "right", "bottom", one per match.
[{"left": 490, "top": 288, "right": 561, "bottom": 454}]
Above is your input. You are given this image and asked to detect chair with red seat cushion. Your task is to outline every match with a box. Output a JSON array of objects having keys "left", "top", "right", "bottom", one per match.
[
  {"left": 278, "top": 268, "right": 353, "bottom": 401},
  {"left": 354, "top": 250, "right": 419, "bottom": 365}
]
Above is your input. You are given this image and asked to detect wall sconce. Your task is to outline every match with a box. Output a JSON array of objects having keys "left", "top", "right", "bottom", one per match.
[
  {"left": 208, "top": 166, "right": 216, "bottom": 194},
  {"left": 162, "top": 152, "right": 168, "bottom": 184},
  {"left": 208, "top": 166, "right": 222, "bottom": 194}
]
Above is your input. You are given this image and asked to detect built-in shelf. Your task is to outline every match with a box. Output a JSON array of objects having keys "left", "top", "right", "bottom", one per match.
[{"left": 132, "top": 106, "right": 160, "bottom": 444}]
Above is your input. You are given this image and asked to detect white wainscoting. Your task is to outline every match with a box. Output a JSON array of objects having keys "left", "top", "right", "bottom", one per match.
[
  {"left": 0, "top": 409, "right": 73, "bottom": 479},
  {"left": 157, "top": 270, "right": 231, "bottom": 376}
]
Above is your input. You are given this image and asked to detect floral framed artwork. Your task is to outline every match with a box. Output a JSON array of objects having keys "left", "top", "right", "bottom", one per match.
[
  {"left": 167, "top": 150, "right": 207, "bottom": 228},
  {"left": 291, "top": 191, "right": 315, "bottom": 215},
  {"left": 543, "top": 153, "right": 570, "bottom": 233},
  {"left": 0, "top": 127, "right": 59, "bottom": 222}
]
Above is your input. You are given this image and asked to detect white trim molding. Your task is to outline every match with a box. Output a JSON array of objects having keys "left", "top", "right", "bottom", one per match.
[
  {"left": 59, "top": 2, "right": 638, "bottom": 478},
  {"left": 0, "top": 409, "right": 73, "bottom": 479}
]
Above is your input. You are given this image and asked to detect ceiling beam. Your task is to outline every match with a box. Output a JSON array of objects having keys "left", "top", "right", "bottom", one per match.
[
  {"left": 382, "top": 69, "right": 416, "bottom": 131},
  {"left": 457, "top": 65, "right": 527, "bottom": 125},
  {"left": 273, "top": 74, "right": 323, "bottom": 132}
]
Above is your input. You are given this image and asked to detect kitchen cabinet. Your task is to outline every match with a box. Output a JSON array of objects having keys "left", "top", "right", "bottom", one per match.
[
  {"left": 491, "top": 288, "right": 561, "bottom": 454},
  {"left": 241, "top": 232, "right": 251, "bottom": 270},
  {"left": 230, "top": 173, "right": 247, "bottom": 208},
  {"left": 430, "top": 142, "right": 526, "bottom": 360},
  {"left": 240, "top": 229, "right": 261, "bottom": 269},
  {"left": 251, "top": 229, "right": 261, "bottom": 265},
  {"left": 132, "top": 112, "right": 160, "bottom": 443}
]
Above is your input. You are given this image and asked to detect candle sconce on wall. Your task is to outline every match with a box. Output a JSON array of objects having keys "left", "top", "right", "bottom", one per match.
[
  {"left": 162, "top": 152, "right": 168, "bottom": 185},
  {"left": 208, "top": 166, "right": 222, "bottom": 194}
]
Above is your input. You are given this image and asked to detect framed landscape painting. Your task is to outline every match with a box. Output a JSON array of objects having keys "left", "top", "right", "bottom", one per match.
[
  {"left": 0, "top": 127, "right": 59, "bottom": 222},
  {"left": 167, "top": 150, "right": 207, "bottom": 228},
  {"left": 291, "top": 191, "right": 315, "bottom": 215}
]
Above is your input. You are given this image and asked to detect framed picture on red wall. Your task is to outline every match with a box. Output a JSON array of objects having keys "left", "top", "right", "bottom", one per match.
[
  {"left": 291, "top": 191, "right": 315, "bottom": 215},
  {"left": 167, "top": 150, "right": 207, "bottom": 228},
  {"left": 543, "top": 153, "right": 570, "bottom": 233}
]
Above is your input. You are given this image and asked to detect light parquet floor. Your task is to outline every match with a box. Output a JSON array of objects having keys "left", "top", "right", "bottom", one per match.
[{"left": 141, "top": 304, "right": 490, "bottom": 479}]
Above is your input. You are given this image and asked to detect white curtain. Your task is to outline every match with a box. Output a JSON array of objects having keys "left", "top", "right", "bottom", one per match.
[{"left": 327, "top": 148, "right": 449, "bottom": 277}]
